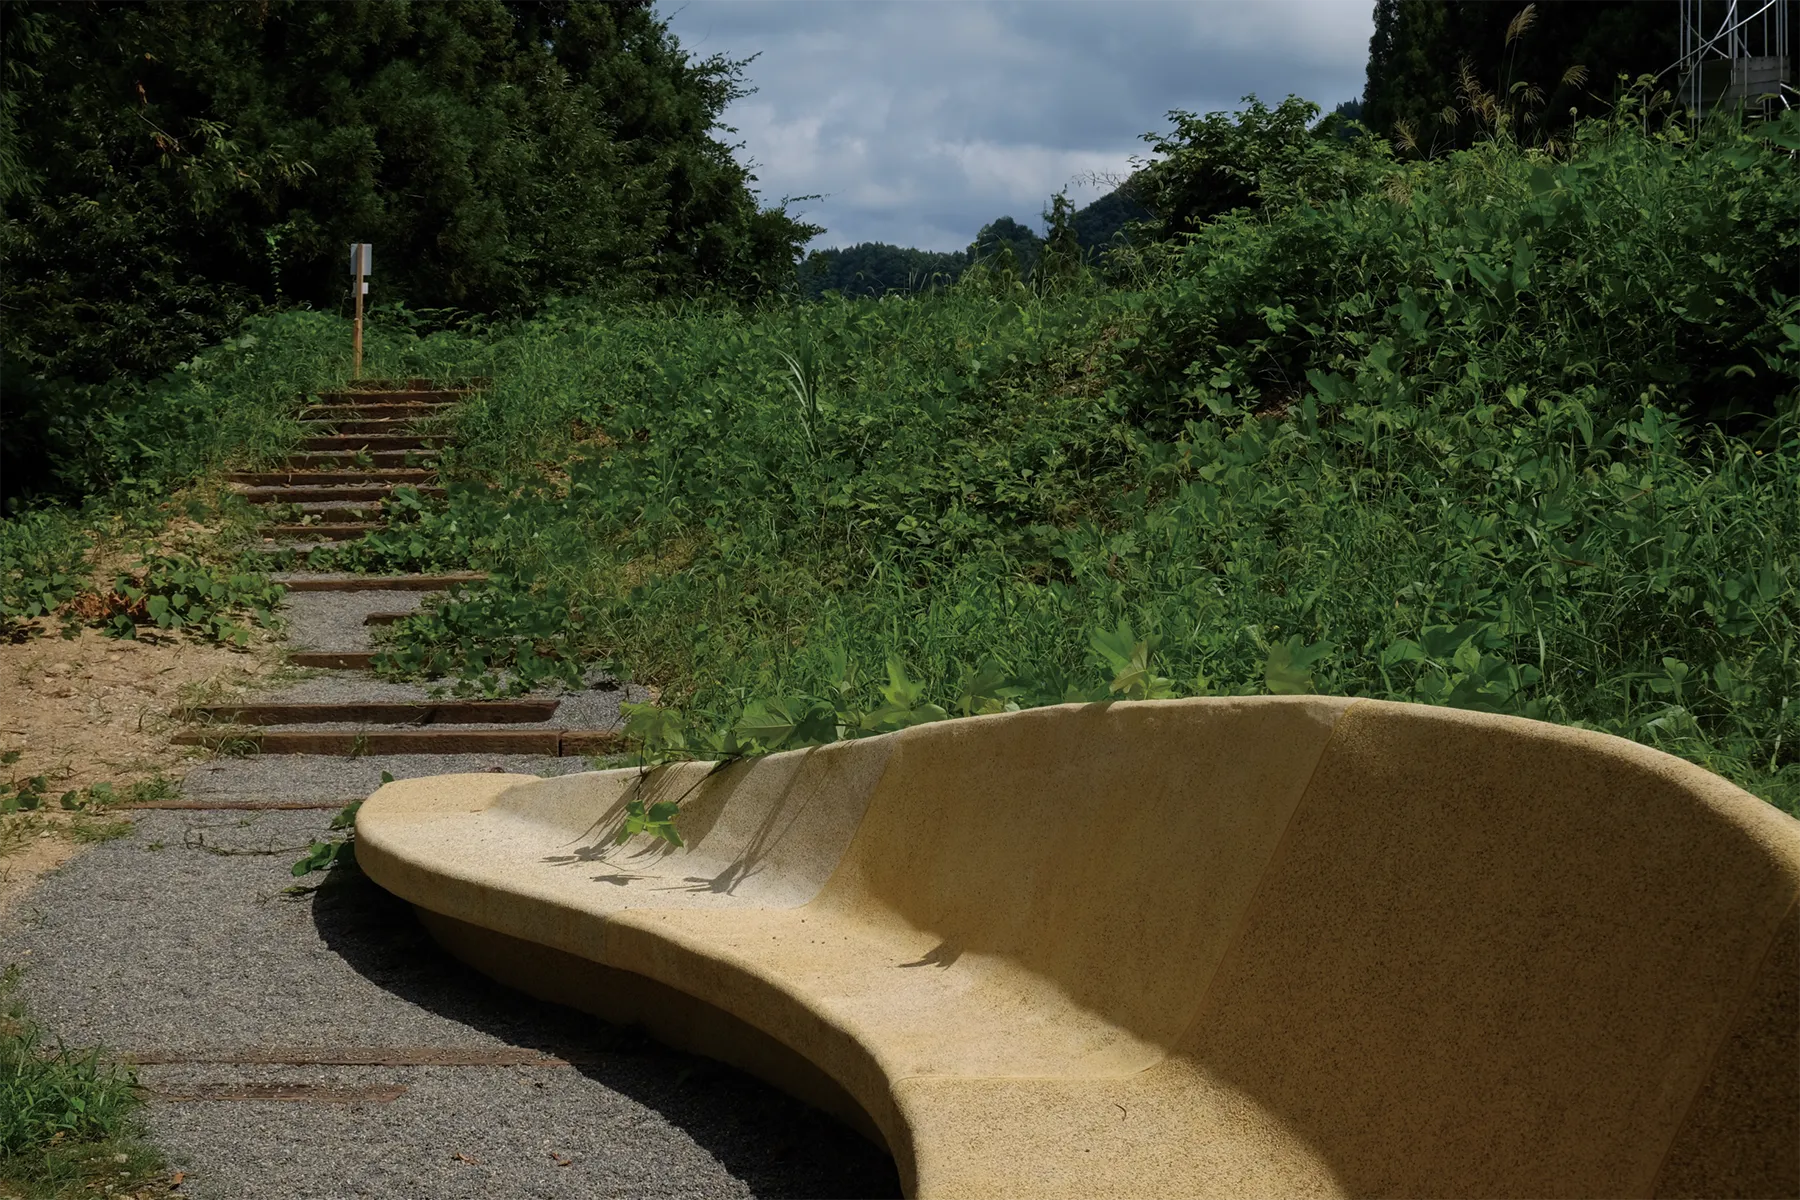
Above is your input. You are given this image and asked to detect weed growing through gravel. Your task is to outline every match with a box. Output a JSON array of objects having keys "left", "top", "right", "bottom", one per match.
[
  {"left": 0, "top": 969, "right": 164, "bottom": 1198},
  {"left": 288, "top": 775, "right": 386, "bottom": 886},
  {"left": 66, "top": 818, "right": 133, "bottom": 845}
]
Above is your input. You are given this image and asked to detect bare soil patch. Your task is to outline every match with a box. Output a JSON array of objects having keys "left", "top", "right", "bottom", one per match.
[
  {"left": 0, "top": 626, "right": 281, "bottom": 910},
  {"left": 0, "top": 627, "right": 278, "bottom": 790}
]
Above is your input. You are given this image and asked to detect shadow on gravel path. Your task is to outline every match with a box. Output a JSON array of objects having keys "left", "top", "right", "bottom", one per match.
[{"left": 311, "top": 868, "right": 902, "bottom": 1199}]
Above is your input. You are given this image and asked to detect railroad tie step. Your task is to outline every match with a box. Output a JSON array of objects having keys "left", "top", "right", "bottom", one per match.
[
  {"left": 184, "top": 700, "right": 560, "bottom": 725},
  {"left": 287, "top": 650, "right": 379, "bottom": 669},
  {"left": 298, "top": 435, "right": 450, "bottom": 452},
  {"left": 237, "top": 484, "right": 445, "bottom": 503},
  {"left": 301, "top": 403, "right": 454, "bottom": 420},
  {"left": 284, "top": 451, "right": 440, "bottom": 469},
  {"left": 229, "top": 469, "right": 435, "bottom": 487},
  {"left": 249, "top": 542, "right": 356, "bottom": 556},
  {"left": 287, "top": 504, "right": 386, "bottom": 523},
  {"left": 171, "top": 728, "right": 621, "bottom": 755},
  {"left": 316, "top": 388, "right": 473, "bottom": 404},
  {"left": 126, "top": 1047, "right": 592, "bottom": 1068},
  {"left": 299, "top": 419, "right": 439, "bottom": 437},
  {"left": 272, "top": 572, "right": 487, "bottom": 592},
  {"left": 259, "top": 523, "right": 385, "bottom": 541}
]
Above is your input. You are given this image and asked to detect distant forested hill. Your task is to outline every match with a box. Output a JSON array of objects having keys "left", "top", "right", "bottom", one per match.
[
  {"left": 797, "top": 191, "right": 1149, "bottom": 299},
  {"left": 797, "top": 243, "right": 968, "bottom": 299}
]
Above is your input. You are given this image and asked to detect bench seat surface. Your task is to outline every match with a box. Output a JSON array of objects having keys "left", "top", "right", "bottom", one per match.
[{"left": 357, "top": 696, "right": 1800, "bottom": 1198}]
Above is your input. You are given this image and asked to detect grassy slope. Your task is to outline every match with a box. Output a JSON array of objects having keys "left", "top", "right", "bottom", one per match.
[
  {"left": 6, "top": 115, "right": 1796, "bottom": 820},
  {"left": 322, "top": 115, "right": 1798, "bottom": 813}
]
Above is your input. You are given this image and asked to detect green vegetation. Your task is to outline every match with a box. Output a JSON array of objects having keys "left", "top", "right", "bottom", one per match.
[
  {"left": 0, "top": 312, "right": 383, "bottom": 644},
  {"left": 0, "top": 756, "right": 135, "bottom": 817},
  {"left": 3, "top": 16, "right": 1795, "bottom": 834},
  {"left": 0, "top": 514, "right": 90, "bottom": 636},
  {"left": 0, "top": 752, "right": 49, "bottom": 816},
  {"left": 102, "top": 556, "right": 285, "bottom": 648},
  {"left": 187, "top": 100, "right": 1794, "bottom": 821},
  {"left": 1362, "top": 0, "right": 1682, "bottom": 152},
  {"left": 796, "top": 198, "right": 1142, "bottom": 301},
  {"left": 289, "top": 775, "right": 388, "bottom": 886},
  {"left": 2, "top": 0, "right": 816, "bottom": 504},
  {"left": 0, "top": 970, "right": 162, "bottom": 1198}
]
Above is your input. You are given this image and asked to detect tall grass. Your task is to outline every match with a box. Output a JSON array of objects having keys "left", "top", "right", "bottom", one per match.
[
  {"left": 334, "top": 109, "right": 1800, "bottom": 812},
  {"left": 8, "top": 104, "right": 1794, "bottom": 813},
  {"left": 0, "top": 970, "right": 162, "bottom": 1195}
]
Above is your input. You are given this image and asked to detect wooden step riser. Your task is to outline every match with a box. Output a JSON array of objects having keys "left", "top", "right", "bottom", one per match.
[
  {"left": 274, "top": 573, "right": 486, "bottom": 592},
  {"left": 288, "top": 651, "right": 380, "bottom": 669},
  {"left": 303, "top": 404, "right": 454, "bottom": 420},
  {"left": 260, "top": 525, "right": 384, "bottom": 540},
  {"left": 173, "top": 730, "right": 620, "bottom": 755},
  {"left": 242, "top": 486, "right": 445, "bottom": 503},
  {"left": 299, "top": 436, "right": 449, "bottom": 452},
  {"left": 283, "top": 452, "right": 439, "bottom": 469},
  {"left": 231, "top": 471, "right": 434, "bottom": 487},
  {"left": 317, "top": 389, "right": 472, "bottom": 404},
  {"left": 286, "top": 505, "right": 386, "bottom": 522},
  {"left": 185, "top": 701, "right": 560, "bottom": 725},
  {"left": 300, "top": 421, "right": 443, "bottom": 436}
]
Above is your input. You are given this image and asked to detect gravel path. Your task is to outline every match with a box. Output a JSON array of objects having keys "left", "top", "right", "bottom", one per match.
[
  {"left": 0, "top": 563, "right": 901, "bottom": 1197},
  {"left": 283, "top": 591, "right": 426, "bottom": 651},
  {"left": 0, "top": 810, "right": 900, "bottom": 1199},
  {"left": 178, "top": 754, "right": 596, "bottom": 806}
]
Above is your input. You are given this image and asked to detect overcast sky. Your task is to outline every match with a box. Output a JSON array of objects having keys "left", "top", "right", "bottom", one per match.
[{"left": 659, "top": 1, "right": 1375, "bottom": 253}]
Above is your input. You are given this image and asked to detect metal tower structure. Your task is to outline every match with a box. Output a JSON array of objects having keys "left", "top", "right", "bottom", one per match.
[{"left": 1678, "top": 0, "right": 1794, "bottom": 115}]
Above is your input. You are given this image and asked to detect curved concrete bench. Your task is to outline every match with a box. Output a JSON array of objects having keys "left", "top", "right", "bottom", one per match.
[{"left": 357, "top": 697, "right": 1799, "bottom": 1198}]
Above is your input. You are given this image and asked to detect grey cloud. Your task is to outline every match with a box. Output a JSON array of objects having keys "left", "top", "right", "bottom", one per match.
[{"left": 661, "top": 0, "right": 1373, "bottom": 251}]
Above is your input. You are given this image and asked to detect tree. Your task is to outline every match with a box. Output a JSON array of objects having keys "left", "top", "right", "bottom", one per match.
[
  {"left": 796, "top": 243, "right": 967, "bottom": 299},
  {"left": 967, "top": 216, "right": 1043, "bottom": 275},
  {"left": 1033, "top": 192, "right": 1085, "bottom": 294},
  {"left": 1362, "top": 1, "right": 1680, "bottom": 155},
  {"left": 0, "top": 0, "right": 820, "bottom": 386},
  {"left": 1363, "top": 0, "right": 1455, "bottom": 154},
  {"left": 1131, "top": 96, "right": 1391, "bottom": 239}
]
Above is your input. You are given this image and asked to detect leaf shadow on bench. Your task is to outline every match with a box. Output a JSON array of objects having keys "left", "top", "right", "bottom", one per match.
[
  {"left": 541, "top": 755, "right": 833, "bottom": 901},
  {"left": 309, "top": 866, "right": 902, "bottom": 1199}
]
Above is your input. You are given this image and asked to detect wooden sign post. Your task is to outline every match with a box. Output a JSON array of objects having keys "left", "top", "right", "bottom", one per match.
[{"left": 349, "top": 242, "right": 372, "bottom": 380}]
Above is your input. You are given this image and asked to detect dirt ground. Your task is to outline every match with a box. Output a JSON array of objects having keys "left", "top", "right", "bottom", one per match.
[
  {"left": 0, "top": 625, "right": 278, "bottom": 788},
  {"left": 0, "top": 625, "right": 280, "bottom": 918}
]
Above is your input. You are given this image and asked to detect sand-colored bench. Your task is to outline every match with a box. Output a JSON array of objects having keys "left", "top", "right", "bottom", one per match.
[{"left": 356, "top": 697, "right": 1800, "bottom": 1197}]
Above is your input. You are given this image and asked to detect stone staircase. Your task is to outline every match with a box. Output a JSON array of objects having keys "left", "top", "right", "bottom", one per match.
[{"left": 167, "top": 380, "right": 630, "bottom": 783}]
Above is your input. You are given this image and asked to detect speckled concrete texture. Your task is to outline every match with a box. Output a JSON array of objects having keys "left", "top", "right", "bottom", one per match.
[{"left": 358, "top": 697, "right": 1800, "bottom": 1199}]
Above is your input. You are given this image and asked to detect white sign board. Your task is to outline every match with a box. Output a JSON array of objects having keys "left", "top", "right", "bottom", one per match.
[{"left": 349, "top": 243, "right": 373, "bottom": 276}]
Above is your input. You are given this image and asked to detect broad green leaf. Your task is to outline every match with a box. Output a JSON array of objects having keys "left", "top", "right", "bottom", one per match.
[{"left": 1265, "top": 636, "right": 1333, "bottom": 695}]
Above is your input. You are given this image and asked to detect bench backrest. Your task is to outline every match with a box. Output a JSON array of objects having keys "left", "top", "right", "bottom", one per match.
[{"left": 817, "top": 697, "right": 1799, "bottom": 1194}]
